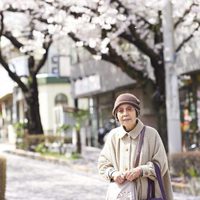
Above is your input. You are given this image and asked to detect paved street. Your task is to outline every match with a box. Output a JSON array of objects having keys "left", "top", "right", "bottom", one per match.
[
  {"left": 2, "top": 152, "right": 108, "bottom": 200},
  {"left": 0, "top": 144, "right": 200, "bottom": 200}
]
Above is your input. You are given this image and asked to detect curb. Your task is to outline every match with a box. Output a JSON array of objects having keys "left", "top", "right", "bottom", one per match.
[
  {"left": 172, "top": 182, "right": 191, "bottom": 194},
  {"left": 6, "top": 148, "right": 98, "bottom": 174},
  {"left": 172, "top": 179, "right": 200, "bottom": 196}
]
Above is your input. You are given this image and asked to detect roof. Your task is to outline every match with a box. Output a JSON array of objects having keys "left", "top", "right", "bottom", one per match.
[{"left": 0, "top": 93, "right": 13, "bottom": 102}]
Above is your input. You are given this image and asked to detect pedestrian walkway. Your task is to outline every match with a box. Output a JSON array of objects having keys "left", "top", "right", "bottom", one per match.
[
  {"left": 0, "top": 142, "right": 100, "bottom": 175},
  {"left": 1, "top": 142, "right": 200, "bottom": 199},
  {"left": 3, "top": 152, "right": 107, "bottom": 200},
  {"left": 0, "top": 142, "right": 16, "bottom": 152}
]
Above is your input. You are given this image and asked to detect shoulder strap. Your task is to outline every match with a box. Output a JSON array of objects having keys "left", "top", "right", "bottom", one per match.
[
  {"left": 134, "top": 126, "right": 146, "bottom": 167},
  {"left": 147, "top": 163, "right": 167, "bottom": 200},
  {"left": 153, "top": 163, "right": 167, "bottom": 200},
  {"left": 134, "top": 126, "right": 167, "bottom": 199},
  {"left": 147, "top": 179, "right": 155, "bottom": 198}
]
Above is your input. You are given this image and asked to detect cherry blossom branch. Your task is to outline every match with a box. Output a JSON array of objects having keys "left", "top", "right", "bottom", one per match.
[
  {"left": 176, "top": 20, "right": 200, "bottom": 52},
  {"left": 174, "top": 3, "right": 198, "bottom": 29},
  {"left": 68, "top": 32, "right": 145, "bottom": 81}
]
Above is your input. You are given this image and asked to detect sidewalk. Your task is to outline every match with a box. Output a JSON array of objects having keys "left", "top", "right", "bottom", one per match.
[
  {"left": 0, "top": 142, "right": 100, "bottom": 174},
  {"left": 1, "top": 142, "right": 200, "bottom": 199}
]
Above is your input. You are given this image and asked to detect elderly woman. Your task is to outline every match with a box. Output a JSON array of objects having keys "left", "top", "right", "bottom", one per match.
[{"left": 98, "top": 93, "right": 173, "bottom": 200}]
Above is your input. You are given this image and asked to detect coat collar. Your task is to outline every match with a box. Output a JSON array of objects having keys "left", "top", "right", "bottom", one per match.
[{"left": 118, "top": 119, "right": 144, "bottom": 139}]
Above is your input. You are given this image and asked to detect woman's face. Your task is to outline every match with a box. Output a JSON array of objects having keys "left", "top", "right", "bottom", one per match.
[{"left": 116, "top": 103, "right": 137, "bottom": 131}]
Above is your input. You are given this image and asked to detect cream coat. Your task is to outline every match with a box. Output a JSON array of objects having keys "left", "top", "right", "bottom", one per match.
[{"left": 98, "top": 119, "right": 174, "bottom": 200}]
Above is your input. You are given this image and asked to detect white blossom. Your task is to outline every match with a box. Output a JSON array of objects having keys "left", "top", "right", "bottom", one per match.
[
  {"left": 89, "top": 39, "right": 97, "bottom": 48},
  {"left": 0, "top": 0, "right": 199, "bottom": 72}
]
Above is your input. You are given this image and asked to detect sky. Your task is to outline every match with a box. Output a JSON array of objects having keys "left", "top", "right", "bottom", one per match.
[{"left": 0, "top": 67, "right": 14, "bottom": 98}]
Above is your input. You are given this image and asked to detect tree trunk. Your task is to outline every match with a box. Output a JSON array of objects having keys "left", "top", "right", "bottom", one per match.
[
  {"left": 157, "top": 103, "right": 168, "bottom": 152},
  {"left": 150, "top": 57, "right": 168, "bottom": 151},
  {"left": 24, "top": 76, "right": 43, "bottom": 135},
  {"left": 76, "top": 129, "right": 81, "bottom": 154}
]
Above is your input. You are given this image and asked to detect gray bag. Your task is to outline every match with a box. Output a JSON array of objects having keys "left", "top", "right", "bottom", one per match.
[{"left": 106, "top": 181, "right": 137, "bottom": 200}]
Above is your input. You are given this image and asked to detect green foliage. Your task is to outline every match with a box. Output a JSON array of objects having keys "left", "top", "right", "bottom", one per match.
[
  {"left": 74, "top": 123, "right": 81, "bottom": 131},
  {"left": 0, "top": 156, "right": 6, "bottom": 200},
  {"left": 23, "top": 134, "right": 72, "bottom": 154},
  {"left": 13, "top": 122, "right": 26, "bottom": 138},
  {"left": 35, "top": 142, "right": 48, "bottom": 154},
  {"left": 73, "top": 109, "right": 89, "bottom": 125},
  {"left": 56, "top": 124, "right": 71, "bottom": 134},
  {"left": 13, "top": 122, "right": 27, "bottom": 149},
  {"left": 70, "top": 152, "right": 81, "bottom": 160},
  {"left": 71, "top": 109, "right": 89, "bottom": 154},
  {"left": 187, "top": 167, "right": 199, "bottom": 178},
  {"left": 170, "top": 151, "right": 200, "bottom": 178}
]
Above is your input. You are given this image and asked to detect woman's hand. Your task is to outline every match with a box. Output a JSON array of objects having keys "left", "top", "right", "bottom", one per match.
[
  {"left": 112, "top": 171, "right": 126, "bottom": 184},
  {"left": 123, "top": 167, "right": 142, "bottom": 181}
]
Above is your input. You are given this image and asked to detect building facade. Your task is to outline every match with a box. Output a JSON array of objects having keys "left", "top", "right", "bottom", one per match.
[
  {"left": 177, "top": 36, "right": 200, "bottom": 150},
  {"left": 71, "top": 59, "right": 157, "bottom": 146},
  {"left": 0, "top": 37, "right": 79, "bottom": 144}
]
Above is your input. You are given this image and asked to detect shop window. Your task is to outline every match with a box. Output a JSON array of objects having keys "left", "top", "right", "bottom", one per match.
[{"left": 180, "top": 89, "right": 198, "bottom": 150}]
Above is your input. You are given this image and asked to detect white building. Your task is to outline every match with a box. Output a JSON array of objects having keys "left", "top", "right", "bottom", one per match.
[{"left": 0, "top": 38, "right": 82, "bottom": 144}]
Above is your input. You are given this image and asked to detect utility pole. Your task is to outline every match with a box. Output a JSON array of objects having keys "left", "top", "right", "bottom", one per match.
[{"left": 162, "top": 0, "right": 182, "bottom": 154}]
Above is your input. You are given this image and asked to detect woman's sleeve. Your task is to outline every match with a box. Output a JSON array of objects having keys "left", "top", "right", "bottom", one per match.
[
  {"left": 140, "top": 129, "right": 169, "bottom": 180},
  {"left": 98, "top": 133, "right": 117, "bottom": 181}
]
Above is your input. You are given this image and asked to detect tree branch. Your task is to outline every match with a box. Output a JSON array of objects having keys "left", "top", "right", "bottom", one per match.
[
  {"left": 176, "top": 21, "right": 200, "bottom": 52},
  {"left": 3, "top": 31, "right": 23, "bottom": 49},
  {"left": 0, "top": 12, "right": 28, "bottom": 92},
  {"left": 174, "top": 3, "right": 198, "bottom": 29},
  {"left": 102, "top": 43, "right": 145, "bottom": 80},
  {"left": 135, "top": 14, "right": 155, "bottom": 30},
  {"left": 108, "top": 0, "right": 163, "bottom": 61},
  {"left": 0, "top": 53, "right": 28, "bottom": 92},
  {"left": 122, "top": 24, "right": 161, "bottom": 65},
  {"left": 110, "top": 0, "right": 129, "bottom": 15},
  {"left": 68, "top": 32, "right": 145, "bottom": 82},
  {"left": 5, "top": 6, "right": 28, "bottom": 13},
  {"left": 68, "top": 32, "right": 97, "bottom": 55},
  {"left": 0, "top": 12, "right": 4, "bottom": 36},
  {"left": 35, "top": 35, "right": 53, "bottom": 75}
]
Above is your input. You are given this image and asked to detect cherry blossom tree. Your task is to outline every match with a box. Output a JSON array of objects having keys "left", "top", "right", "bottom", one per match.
[
  {"left": 54, "top": 0, "right": 200, "bottom": 146},
  {"left": 0, "top": 0, "right": 58, "bottom": 134},
  {"left": 0, "top": 0, "right": 200, "bottom": 145}
]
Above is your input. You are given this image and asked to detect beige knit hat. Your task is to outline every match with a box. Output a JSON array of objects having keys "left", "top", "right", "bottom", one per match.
[{"left": 112, "top": 93, "right": 140, "bottom": 118}]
